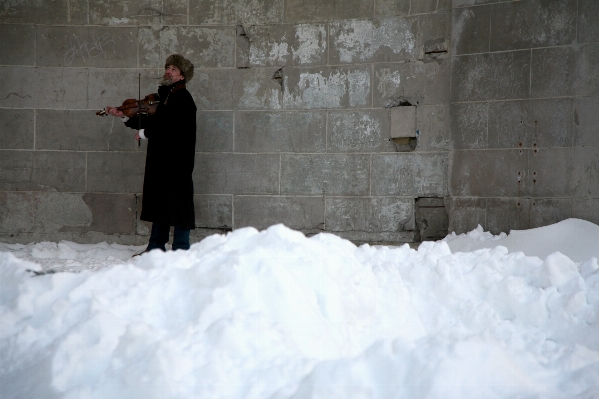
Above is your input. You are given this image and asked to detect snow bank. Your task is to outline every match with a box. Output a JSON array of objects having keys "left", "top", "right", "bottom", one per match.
[
  {"left": 1, "top": 220, "right": 599, "bottom": 399},
  {"left": 444, "top": 218, "right": 599, "bottom": 262}
]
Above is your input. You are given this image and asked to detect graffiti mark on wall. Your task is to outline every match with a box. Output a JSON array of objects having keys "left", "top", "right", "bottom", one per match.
[{"left": 58, "top": 33, "right": 116, "bottom": 65}]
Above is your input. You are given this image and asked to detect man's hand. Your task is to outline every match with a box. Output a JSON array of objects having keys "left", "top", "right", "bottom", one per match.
[
  {"left": 135, "top": 131, "right": 141, "bottom": 141},
  {"left": 105, "top": 106, "right": 126, "bottom": 118}
]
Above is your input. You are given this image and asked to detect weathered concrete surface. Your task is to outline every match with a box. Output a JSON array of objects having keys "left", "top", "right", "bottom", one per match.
[
  {"left": 234, "top": 195, "right": 324, "bottom": 233},
  {"left": 283, "top": 66, "right": 372, "bottom": 109},
  {"left": 417, "top": 105, "right": 450, "bottom": 150},
  {"left": 246, "top": 24, "right": 327, "bottom": 67},
  {"left": 285, "top": 0, "right": 373, "bottom": 22},
  {"left": 236, "top": 111, "right": 326, "bottom": 153},
  {"left": 452, "top": 51, "right": 530, "bottom": 102},
  {"left": 191, "top": 0, "right": 283, "bottom": 25},
  {"left": 452, "top": 6, "right": 490, "bottom": 55},
  {"left": 0, "top": 150, "right": 86, "bottom": 192},
  {"left": 0, "top": 109, "right": 34, "bottom": 150},
  {"left": 490, "top": 0, "right": 577, "bottom": 51},
  {"left": 531, "top": 44, "right": 599, "bottom": 98},
  {"left": 0, "top": 67, "right": 88, "bottom": 109},
  {"left": 328, "top": 110, "right": 393, "bottom": 153},
  {"left": 330, "top": 17, "right": 418, "bottom": 64},
  {"left": 374, "top": 60, "right": 450, "bottom": 107},
  {"left": 574, "top": 96, "right": 599, "bottom": 147},
  {"left": 450, "top": 150, "right": 528, "bottom": 197},
  {"left": 325, "top": 196, "right": 415, "bottom": 243},
  {"left": 36, "top": 26, "right": 138, "bottom": 68},
  {"left": 0, "top": 24, "right": 35, "bottom": 65},
  {"left": 194, "top": 195, "right": 233, "bottom": 230},
  {"left": 193, "top": 154, "right": 280, "bottom": 194},
  {"left": 371, "top": 153, "right": 447, "bottom": 196},
  {"left": 86, "top": 152, "right": 146, "bottom": 193},
  {"left": 196, "top": 111, "right": 234, "bottom": 152},
  {"left": 578, "top": 0, "right": 599, "bottom": 44},
  {"left": 281, "top": 154, "right": 370, "bottom": 195},
  {"left": 139, "top": 26, "right": 236, "bottom": 69}
]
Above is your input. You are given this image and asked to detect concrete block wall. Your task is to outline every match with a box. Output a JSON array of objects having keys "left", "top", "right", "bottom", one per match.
[
  {"left": 0, "top": 0, "right": 450, "bottom": 245},
  {"left": 449, "top": 0, "right": 599, "bottom": 234}
]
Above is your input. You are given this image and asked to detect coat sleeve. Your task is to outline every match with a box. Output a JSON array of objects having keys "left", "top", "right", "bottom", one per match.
[{"left": 141, "top": 91, "right": 196, "bottom": 140}]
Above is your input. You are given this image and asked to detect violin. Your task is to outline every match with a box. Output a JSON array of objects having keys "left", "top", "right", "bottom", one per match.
[{"left": 96, "top": 93, "right": 160, "bottom": 117}]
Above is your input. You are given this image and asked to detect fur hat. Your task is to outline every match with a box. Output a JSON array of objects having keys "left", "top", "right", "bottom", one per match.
[{"left": 165, "top": 54, "right": 194, "bottom": 83}]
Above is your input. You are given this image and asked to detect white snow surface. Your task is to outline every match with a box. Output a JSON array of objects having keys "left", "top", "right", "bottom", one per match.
[{"left": 1, "top": 218, "right": 599, "bottom": 399}]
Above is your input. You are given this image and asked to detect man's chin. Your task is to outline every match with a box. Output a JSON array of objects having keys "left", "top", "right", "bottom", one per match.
[{"left": 159, "top": 77, "right": 172, "bottom": 86}]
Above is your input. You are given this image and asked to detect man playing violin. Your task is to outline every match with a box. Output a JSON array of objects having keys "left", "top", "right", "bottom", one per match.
[{"left": 104, "top": 54, "right": 197, "bottom": 255}]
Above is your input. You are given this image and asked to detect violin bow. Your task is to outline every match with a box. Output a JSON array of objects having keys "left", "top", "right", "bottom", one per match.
[{"left": 137, "top": 73, "right": 141, "bottom": 147}]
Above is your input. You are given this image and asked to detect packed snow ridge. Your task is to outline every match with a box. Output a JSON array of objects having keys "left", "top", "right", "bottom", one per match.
[{"left": 1, "top": 218, "right": 598, "bottom": 399}]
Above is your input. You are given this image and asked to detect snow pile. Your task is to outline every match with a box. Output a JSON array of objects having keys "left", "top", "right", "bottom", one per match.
[
  {"left": 1, "top": 220, "right": 599, "bottom": 399},
  {"left": 444, "top": 218, "right": 599, "bottom": 262}
]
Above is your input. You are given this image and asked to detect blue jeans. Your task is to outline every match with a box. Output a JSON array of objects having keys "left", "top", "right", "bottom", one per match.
[{"left": 147, "top": 222, "right": 190, "bottom": 251}]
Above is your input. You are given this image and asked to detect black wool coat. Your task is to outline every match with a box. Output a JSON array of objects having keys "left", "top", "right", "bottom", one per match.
[{"left": 125, "top": 82, "right": 197, "bottom": 229}]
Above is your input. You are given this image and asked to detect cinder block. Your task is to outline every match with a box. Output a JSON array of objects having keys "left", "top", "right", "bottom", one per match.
[
  {"left": 0, "top": 192, "right": 93, "bottom": 234},
  {"left": 36, "top": 26, "right": 138, "bottom": 68},
  {"left": 196, "top": 111, "right": 234, "bottom": 152},
  {"left": 390, "top": 106, "right": 416, "bottom": 138},
  {"left": 325, "top": 196, "right": 415, "bottom": 234},
  {"left": 236, "top": 25, "right": 251, "bottom": 68},
  {"left": 375, "top": 0, "right": 409, "bottom": 17},
  {"left": 452, "top": 6, "right": 490, "bottom": 55},
  {"left": 490, "top": 0, "right": 576, "bottom": 52},
  {"left": 81, "top": 193, "right": 136, "bottom": 234},
  {"left": 332, "top": 230, "right": 415, "bottom": 244},
  {"left": 374, "top": 61, "right": 450, "bottom": 107},
  {"left": 0, "top": 109, "right": 34, "bottom": 149},
  {"left": 453, "top": 0, "right": 510, "bottom": 7},
  {"left": 416, "top": 105, "right": 449, "bottom": 151},
  {"left": 530, "top": 198, "right": 572, "bottom": 228},
  {"left": 190, "top": 0, "right": 283, "bottom": 25},
  {"left": 437, "top": 0, "right": 450, "bottom": 12},
  {"left": 451, "top": 50, "right": 530, "bottom": 102},
  {"left": 486, "top": 197, "right": 531, "bottom": 235},
  {"left": 528, "top": 148, "right": 575, "bottom": 197},
  {"left": 0, "top": 67, "right": 87, "bottom": 109},
  {"left": 187, "top": 67, "right": 283, "bottom": 110},
  {"left": 532, "top": 44, "right": 599, "bottom": 98},
  {"left": 0, "top": 150, "right": 86, "bottom": 192},
  {"left": 448, "top": 197, "right": 486, "bottom": 234},
  {"left": 371, "top": 153, "right": 447, "bottom": 196},
  {"left": 418, "top": 11, "right": 451, "bottom": 60},
  {"left": 193, "top": 153, "right": 280, "bottom": 194},
  {"left": 140, "top": 26, "right": 236, "bottom": 69},
  {"left": 194, "top": 195, "right": 233, "bottom": 229},
  {"left": 37, "top": 110, "right": 111, "bottom": 151},
  {"left": 328, "top": 109, "right": 393, "bottom": 153},
  {"left": 280, "top": 154, "right": 370, "bottom": 195},
  {"left": 411, "top": 0, "right": 439, "bottom": 14},
  {"left": 234, "top": 195, "right": 324, "bottom": 232},
  {"left": 329, "top": 17, "right": 418, "bottom": 64},
  {"left": 450, "top": 102, "right": 488, "bottom": 150},
  {"left": 571, "top": 147, "right": 599, "bottom": 197},
  {"left": 285, "top": 0, "right": 373, "bottom": 23},
  {"left": 246, "top": 24, "right": 327, "bottom": 67},
  {"left": 450, "top": 149, "right": 528, "bottom": 197},
  {"left": 578, "top": 0, "right": 599, "bottom": 44},
  {"left": 574, "top": 96, "right": 599, "bottom": 147},
  {"left": 87, "top": 152, "right": 146, "bottom": 193},
  {"left": 87, "top": 68, "right": 160, "bottom": 111},
  {"left": 488, "top": 99, "right": 573, "bottom": 149},
  {"left": 572, "top": 198, "right": 599, "bottom": 225},
  {"left": 283, "top": 65, "right": 371, "bottom": 109},
  {"left": 415, "top": 197, "right": 449, "bottom": 240},
  {"left": 90, "top": 0, "right": 186, "bottom": 26},
  {"left": 0, "top": 24, "right": 35, "bottom": 66},
  {"left": 235, "top": 111, "right": 326, "bottom": 153},
  {"left": 108, "top": 119, "right": 146, "bottom": 152},
  {"left": 0, "top": 0, "right": 82, "bottom": 24}
]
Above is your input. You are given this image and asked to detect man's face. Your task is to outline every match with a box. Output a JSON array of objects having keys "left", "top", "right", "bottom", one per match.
[{"left": 162, "top": 64, "right": 184, "bottom": 85}]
